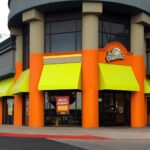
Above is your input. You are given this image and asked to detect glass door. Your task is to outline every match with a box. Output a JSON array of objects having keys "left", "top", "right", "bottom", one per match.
[
  {"left": 147, "top": 98, "right": 150, "bottom": 126},
  {"left": 44, "top": 91, "right": 82, "bottom": 127},
  {"left": 101, "top": 91, "right": 116, "bottom": 126},
  {"left": 3, "top": 97, "right": 14, "bottom": 125},
  {"left": 22, "top": 94, "right": 29, "bottom": 126},
  {"left": 100, "top": 91, "right": 130, "bottom": 126}
]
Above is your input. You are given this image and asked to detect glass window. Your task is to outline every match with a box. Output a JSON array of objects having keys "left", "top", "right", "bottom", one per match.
[
  {"left": 44, "top": 91, "right": 82, "bottom": 126},
  {"left": 51, "top": 20, "right": 76, "bottom": 34},
  {"left": 77, "top": 92, "right": 82, "bottom": 110},
  {"left": 45, "top": 92, "right": 50, "bottom": 109},
  {"left": 3, "top": 97, "right": 14, "bottom": 125},
  {"left": 77, "top": 32, "right": 82, "bottom": 50},
  {"left": 45, "top": 35, "right": 51, "bottom": 53},
  {"left": 102, "top": 21, "right": 127, "bottom": 35},
  {"left": 23, "top": 24, "right": 30, "bottom": 70},
  {"left": 77, "top": 20, "right": 82, "bottom": 31},
  {"left": 99, "top": 14, "right": 130, "bottom": 51},
  {"left": 45, "top": 15, "right": 82, "bottom": 53},
  {"left": 45, "top": 23, "right": 51, "bottom": 34},
  {"left": 146, "top": 39, "right": 150, "bottom": 77},
  {"left": 147, "top": 52, "right": 150, "bottom": 69},
  {"left": 101, "top": 33, "right": 129, "bottom": 49},
  {"left": 7, "top": 98, "right": 14, "bottom": 116},
  {"left": 51, "top": 33, "right": 76, "bottom": 52}
]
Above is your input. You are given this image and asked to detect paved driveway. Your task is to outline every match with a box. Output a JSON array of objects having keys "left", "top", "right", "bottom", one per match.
[
  {"left": 0, "top": 137, "right": 150, "bottom": 150},
  {"left": 0, "top": 137, "right": 84, "bottom": 150},
  {"left": 53, "top": 139, "right": 150, "bottom": 150}
]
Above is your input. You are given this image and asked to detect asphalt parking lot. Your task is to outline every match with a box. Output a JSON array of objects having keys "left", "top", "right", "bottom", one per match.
[
  {"left": 0, "top": 136, "right": 150, "bottom": 150},
  {"left": 0, "top": 137, "right": 84, "bottom": 150},
  {"left": 53, "top": 139, "right": 150, "bottom": 150}
]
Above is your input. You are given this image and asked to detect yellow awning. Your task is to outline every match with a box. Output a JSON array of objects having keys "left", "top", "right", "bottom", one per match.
[
  {"left": 145, "top": 80, "right": 150, "bottom": 94},
  {"left": 99, "top": 63, "right": 139, "bottom": 91},
  {"left": 11, "top": 69, "right": 29, "bottom": 95},
  {"left": 38, "top": 63, "right": 81, "bottom": 90},
  {"left": 0, "top": 77, "right": 14, "bottom": 97}
]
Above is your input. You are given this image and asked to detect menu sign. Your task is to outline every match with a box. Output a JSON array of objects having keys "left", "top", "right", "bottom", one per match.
[{"left": 56, "top": 96, "right": 69, "bottom": 114}]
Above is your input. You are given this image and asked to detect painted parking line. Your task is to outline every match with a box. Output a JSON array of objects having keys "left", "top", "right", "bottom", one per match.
[{"left": 0, "top": 133, "right": 112, "bottom": 140}]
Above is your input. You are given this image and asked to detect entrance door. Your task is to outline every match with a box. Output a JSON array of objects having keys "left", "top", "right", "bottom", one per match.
[
  {"left": 147, "top": 98, "right": 150, "bottom": 126},
  {"left": 22, "top": 94, "right": 29, "bottom": 126},
  {"left": 3, "top": 97, "right": 14, "bottom": 125},
  {"left": 100, "top": 91, "right": 130, "bottom": 126},
  {"left": 44, "top": 91, "right": 82, "bottom": 127}
]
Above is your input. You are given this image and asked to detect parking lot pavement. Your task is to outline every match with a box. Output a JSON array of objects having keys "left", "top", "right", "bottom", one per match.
[
  {"left": 1, "top": 134, "right": 150, "bottom": 150},
  {"left": 52, "top": 139, "right": 150, "bottom": 150},
  {"left": 0, "top": 137, "right": 85, "bottom": 150},
  {"left": 0, "top": 125, "right": 150, "bottom": 140}
]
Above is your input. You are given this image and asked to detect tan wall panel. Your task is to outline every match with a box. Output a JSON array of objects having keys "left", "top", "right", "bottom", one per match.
[
  {"left": 82, "top": 14, "right": 99, "bottom": 50},
  {"left": 44, "top": 56, "right": 81, "bottom": 64},
  {"left": 30, "top": 20, "right": 44, "bottom": 53},
  {"left": 131, "top": 22, "right": 145, "bottom": 55},
  {"left": 16, "top": 35, "right": 23, "bottom": 62},
  {"left": 82, "top": 2, "right": 103, "bottom": 14},
  {"left": 23, "top": 9, "right": 44, "bottom": 22}
]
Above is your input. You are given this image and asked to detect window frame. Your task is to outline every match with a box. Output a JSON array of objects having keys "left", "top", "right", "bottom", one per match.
[{"left": 44, "top": 12, "right": 82, "bottom": 53}]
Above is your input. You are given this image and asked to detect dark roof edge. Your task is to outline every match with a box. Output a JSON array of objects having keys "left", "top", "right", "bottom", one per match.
[
  {"left": 0, "top": 37, "right": 16, "bottom": 54},
  {"left": 8, "top": 0, "right": 11, "bottom": 8}
]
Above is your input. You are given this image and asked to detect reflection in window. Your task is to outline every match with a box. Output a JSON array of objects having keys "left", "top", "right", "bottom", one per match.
[
  {"left": 51, "top": 20, "right": 76, "bottom": 34},
  {"left": 99, "top": 15, "right": 130, "bottom": 50},
  {"left": 23, "top": 24, "right": 30, "bottom": 70},
  {"left": 45, "top": 19, "right": 82, "bottom": 53},
  {"left": 146, "top": 39, "right": 150, "bottom": 77},
  {"left": 147, "top": 52, "right": 150, "bottom": 70},
  {"left": 51, "top": 33, "right": 76, "bottom": 52},
  {"left": 7, "top": 98, "right": 14, "bottom": 116},
  {"left": 44, "top": 91, "right": 82, "bottom": 126},
  {"left": 3, "top": 97, "right": 14, "bottom": 125}
]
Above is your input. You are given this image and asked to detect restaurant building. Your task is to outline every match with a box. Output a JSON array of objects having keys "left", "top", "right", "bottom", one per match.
[{"left": 0, "top": 0, "right": 150, "bottom": 128}]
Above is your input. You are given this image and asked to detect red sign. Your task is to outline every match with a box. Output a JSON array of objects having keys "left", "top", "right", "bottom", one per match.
[{"left": 56, "top": 96, "right": 69, "bottom": 113}]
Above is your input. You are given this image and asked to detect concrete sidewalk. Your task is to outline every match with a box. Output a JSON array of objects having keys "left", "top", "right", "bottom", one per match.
[{"left": 0, "top": 125, "right": 150, "bottom": 140}]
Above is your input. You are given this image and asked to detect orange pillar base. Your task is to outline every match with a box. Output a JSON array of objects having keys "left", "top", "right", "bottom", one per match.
[
  {"left": 14, "top": 62, "right": 22, "bottom": 126},
  {"left": 29, "top": 54, "right": 44, "bottom": 128},
  {"left": 131, "top": 56, "right": 147, "bottom": 127},
  {"left": 82, "top": 50, "right": 99, "bottom": 128},
  {"left": 131, "top": 92, "right": 146, "bottom": 127},
  {"left": 14, "top": 95, "right": 22, "bottom": 126}
]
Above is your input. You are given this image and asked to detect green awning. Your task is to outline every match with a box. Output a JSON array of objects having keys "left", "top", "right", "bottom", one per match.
[
  {"left": 145, "top": 80, "right": 150, "bottom": 94},
  {"left": 0, "top": 77, "right": 14, "bottom": 97},
  {"left": 38, "top": 63, "right": 81, "bottom": 90},
  {"left": 99, "top": 63, "right": 139, "bottom": 91},
  {"left": 11, "top": 69, "right": 29, "bottom": 95}
]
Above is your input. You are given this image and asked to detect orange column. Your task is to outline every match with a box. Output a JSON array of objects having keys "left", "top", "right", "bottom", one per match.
[
  {"left": 29, "top": 53, "right": 44, "bottom": 127},
  {"left": 14, "top": 62, "right": 23, "bottom": 126},
  {"left": 82, "top": 50, "right": 99, "bottom": 128},
  {"left": 131, "top": 56, "right": 147, "bottom": 127},
  {"left": 0, "top": 99, "right": 3, "bottom": 124}
]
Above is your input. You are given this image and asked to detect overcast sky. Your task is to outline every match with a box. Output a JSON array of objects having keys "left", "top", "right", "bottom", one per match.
[{"left": 0, "top": 0, "right": 10, "bottom": 42}]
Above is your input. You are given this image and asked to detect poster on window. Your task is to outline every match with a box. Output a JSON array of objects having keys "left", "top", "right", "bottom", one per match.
[{"left": 56, "top": 96, "right": 69, "bottom": 114}]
